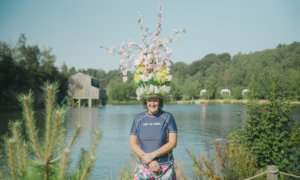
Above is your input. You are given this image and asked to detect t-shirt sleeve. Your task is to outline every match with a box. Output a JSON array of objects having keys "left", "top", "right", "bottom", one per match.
[
  {"left": 130, "top": 117, "right": 138, "bottom": 136},
  {"left": 167, "top": 114, "right": 177, "bottom": 133}
]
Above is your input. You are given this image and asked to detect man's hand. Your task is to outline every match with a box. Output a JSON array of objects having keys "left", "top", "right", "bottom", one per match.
[
  {"left": 148, "top": 161, "right": 161, "bottom": 173},
  {"left": 140, "top": 153, "right": 152, "bottom": 164}
]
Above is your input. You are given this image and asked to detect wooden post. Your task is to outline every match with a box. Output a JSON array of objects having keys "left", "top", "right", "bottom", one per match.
[
  {"left": 78, "top": 98, "right": 81, "bottom": 107},
  {"left": 267, "top": 165, "right": 278, "bottom": 180},
  {"left": 88, "top": 98, "right": 92, "bottom": 107}
]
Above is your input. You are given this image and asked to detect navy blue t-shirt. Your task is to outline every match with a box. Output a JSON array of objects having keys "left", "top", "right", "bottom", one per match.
[{"left": 130, "top": 111, "right": 177, "bottom": 164}]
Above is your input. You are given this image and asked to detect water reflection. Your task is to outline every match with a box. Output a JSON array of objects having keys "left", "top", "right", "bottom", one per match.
[{"left": 0, "top": 104, "right": 299, "bottom": 179}]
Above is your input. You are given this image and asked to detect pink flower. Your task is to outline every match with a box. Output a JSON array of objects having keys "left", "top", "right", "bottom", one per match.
[
  {"left": 144, "top": 26, "right": 148, "bottom": 31},
  {"left": 128, "top": 41, "right": 136, "bottom": 47},
  {"left": 165, "top": 61, "right": 171, "bottom": 67},
  {"left": 162, "top": 165, "right": 168, "bottom": 173},
  {"left": 166, "top": 75, "right": 172, "bottom": 81},
  {"left": 166, "top": 68, "right": 170, "bottom": 74},
  {"left": 122, "top": 52, "right": 128, "bottom": 58},
  {"left": 122, "top": 70, "right": 127, "bottom": 76},
  {"left": 123, "top": 76, "right": 128, "bottom": 83},
  {"left": 120, "top": 59, "right": 125, "bottom": 64},
  {"left": 173, "top": 175, "right": 176, "bottom": 179},
  {"left": 149, "top": 37, "right": 152, "bottom": 42},
  {"left": 134, "top": 174, "right": 138, "bottom": 180},
  {"left": 159, "top": 18, "right": 163, "bottom": 22},
  {"left": 160, "top": 11, "right": 163, "bottom": 14},
  {"left": 150, "top": 177, "right": 155, "bottom": 180},
  {"left": 139, "top": 166, "right": 147, "bottom": 174}
]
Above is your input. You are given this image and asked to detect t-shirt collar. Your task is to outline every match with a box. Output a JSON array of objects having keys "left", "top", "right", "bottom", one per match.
[{"left": 146, "top": 110, "right": 161, "bottom": 117}]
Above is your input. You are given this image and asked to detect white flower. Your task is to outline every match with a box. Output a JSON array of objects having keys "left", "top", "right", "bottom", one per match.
[
  {"left": 140, "top": 21, "right": 143, "bottom": 25},
  {"left": 129, "top": 54, "right": 134, "bottom": 62},
  {"left": 155, "top": 88, "right": 160, "bottom": 94},
  {"left": 137, "top": 96, "right": 141, "bottom": 100},
  {"left": 166, "top": 86, "right": 171, "bottom": 93},
  {"left": 175, "top": 36, "right": 179, "bottom": 41},
  {"left": 99, "top": 45, "right": 103, "bottom": 48},
  {"left": 173, "top": 29, "right": 178, "bottom": 33},
  {"left": 108, "top": 45, "right": 115, "bottom": 55}
]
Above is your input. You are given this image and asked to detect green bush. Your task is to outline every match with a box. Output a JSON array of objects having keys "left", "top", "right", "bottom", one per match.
[{"left": 230, "top": 72, "right": 300, "bottom": 175}]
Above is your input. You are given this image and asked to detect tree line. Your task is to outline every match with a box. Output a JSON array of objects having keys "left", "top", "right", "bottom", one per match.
[{"left": 1, "top": 34, "right": 299, "bottom": 105}]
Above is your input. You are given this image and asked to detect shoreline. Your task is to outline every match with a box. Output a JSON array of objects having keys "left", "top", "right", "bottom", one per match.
[{"left": 1, "top": 99, "right": 299, "bottom": 110}]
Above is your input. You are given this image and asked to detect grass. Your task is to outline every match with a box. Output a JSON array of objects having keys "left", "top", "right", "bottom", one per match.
[{"left": 185, "top": 138, "right": 266, "bottom": 180}]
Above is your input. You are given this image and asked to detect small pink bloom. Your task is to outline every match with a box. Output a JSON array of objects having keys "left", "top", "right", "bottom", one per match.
[
  {"left": 173, "top": 175, "right": 176, "bottom": 180},
  {"left": 144, "top": 26, "right": 148, "bottom": 31},
  {"left": 150, "top": 177, "right": 155, "bottom": 180},
  {"left": 120, "top": 59, "right": 125, "bottom": 64},
  {"left": 160, "top": 11, "right": 163, "bottom": 14},
  {"left": 123, "top": 76, "right": 128, "bottom": 83},
  {"left": 159, "top": 18, "right": 162, "bottom": 22},
  {"left": 166, "top": 75, "right": 172, "bottom": 81},
  {"left": 162, "top": 165, "right": 168, "bottom": 173}
]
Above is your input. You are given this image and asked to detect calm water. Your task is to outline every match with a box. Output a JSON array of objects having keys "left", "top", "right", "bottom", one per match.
[{"left": 1, "top": 104, "right": 299, "bottom": 179}]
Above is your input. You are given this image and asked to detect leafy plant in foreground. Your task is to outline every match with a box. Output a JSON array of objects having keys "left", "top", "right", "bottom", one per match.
[
  {"left": 1, "top": 82, "right": 102, "bottom": 180},
  {"left": 231, "top": 71, "right": 300, "bottom": 176}
]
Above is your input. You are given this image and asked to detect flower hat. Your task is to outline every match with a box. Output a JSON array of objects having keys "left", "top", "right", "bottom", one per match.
[{"left": 100, "top": 4, "right": 186, "bottom": 100}]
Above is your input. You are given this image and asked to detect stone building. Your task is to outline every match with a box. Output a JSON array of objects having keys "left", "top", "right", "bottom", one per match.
[{"left": 68, "top": 73, "right": 106, "bottom": 107}]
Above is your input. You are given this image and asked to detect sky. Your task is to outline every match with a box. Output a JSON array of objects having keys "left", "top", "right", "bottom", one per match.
[{"left": 1, "top": 0, "right": 299, "bottom": 72}]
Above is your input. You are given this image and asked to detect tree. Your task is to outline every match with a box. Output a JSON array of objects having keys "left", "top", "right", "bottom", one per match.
[{"left": 0, "top": 82, "right": 102, "bottom": 180}]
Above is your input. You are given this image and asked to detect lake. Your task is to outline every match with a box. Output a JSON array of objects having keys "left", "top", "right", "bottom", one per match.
[{"left": 1, "top": 104, "right": 299, "bottom": 179}]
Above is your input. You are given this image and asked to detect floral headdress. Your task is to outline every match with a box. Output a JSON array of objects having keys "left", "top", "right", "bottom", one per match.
[{"left": 100, "top": 4, "right": 186, "bottom": 100}]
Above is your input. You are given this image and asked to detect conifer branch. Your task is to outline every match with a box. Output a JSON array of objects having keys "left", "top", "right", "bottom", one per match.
[
  {"left": 58, "top": 149, "right": 69, "bottom": 180},
  {"left": 14, "top": 123, "right": 24, "bottom": 172},
  {"left": 23, "top": 143, "right": 27, "bottom": 171},
  {"left": 59, "top": 129, "right": 65, "bottom": 153},
  {"left": 49, "top": 154, "right": 62, "bottom": 163},
  {"left": 91, "top": 130, "right": 100, "bottom": 155},
  {"left": 44, "top": 164, "right": 49, "bottom": 180},
  {"left": 45, "top": 85, "right": 53, "bottom": 158},
  {"left": 68, "top": 126, "right": 81, "bottom": 150},
  {"left": 0, "top": 167, "right": 4, "bottom": 179},
  {"left": 50, "top": 126, "right": 81, "bottom": 163},
  {"left": 79, "top": 156, "right": 94, "bottom": 180},
  {"left": 8, "top": 139, "right": 17, "bottom": 180},
  {"left": 82, "top": 149, "right": 87, "bottom": 162},
  {"left": 48, "top": 110, "right": 60, "bottom": 158},
  {"left": 24, "top": 96, "right": 44, "bottom": 161}
]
